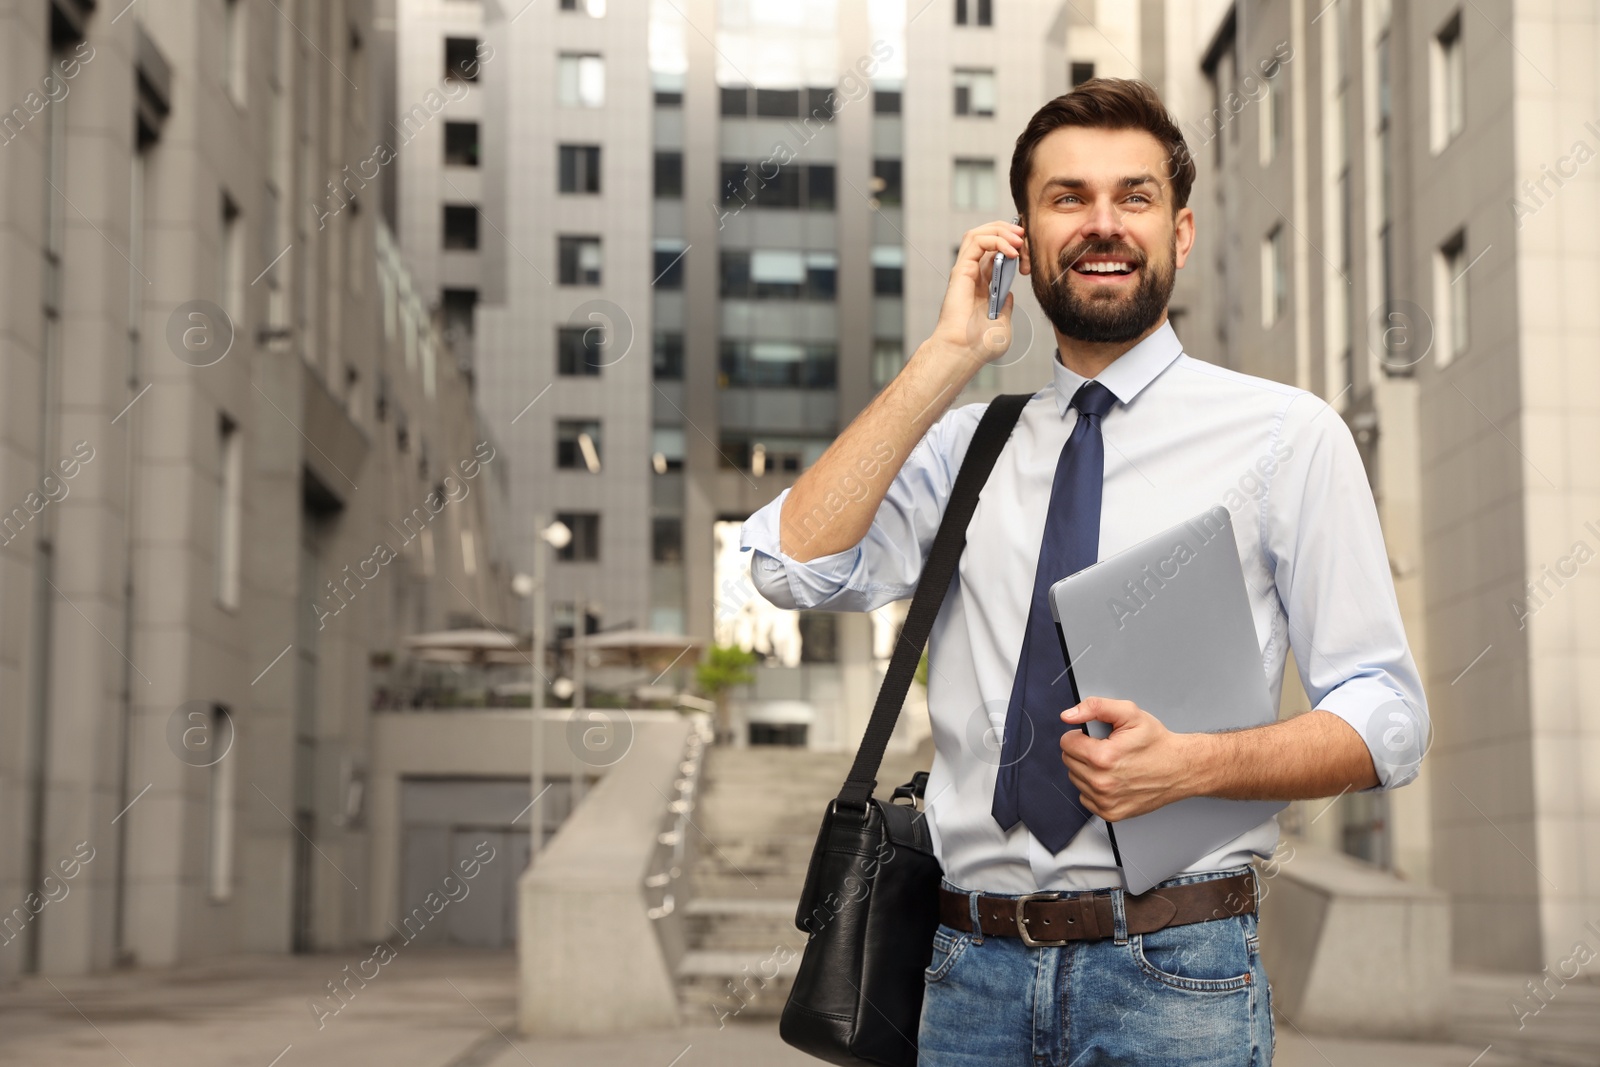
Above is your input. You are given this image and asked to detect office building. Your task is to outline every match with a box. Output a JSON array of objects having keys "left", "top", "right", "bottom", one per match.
[{"left": 0, "top": 0, "right": 509, "bottom": 978}]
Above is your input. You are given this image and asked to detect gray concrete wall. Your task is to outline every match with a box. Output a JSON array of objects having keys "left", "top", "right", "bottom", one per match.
[{"left": 518, "top": 712, "right": 695, "bottom": 1036}]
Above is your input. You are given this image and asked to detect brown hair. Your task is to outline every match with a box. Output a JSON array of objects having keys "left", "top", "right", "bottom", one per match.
[{"left": 1009, "top": 78, "right": 1196, "bottom": 218}]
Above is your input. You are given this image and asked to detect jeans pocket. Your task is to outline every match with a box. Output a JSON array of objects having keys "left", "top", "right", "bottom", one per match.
[
  {"left": 924, "top": 925, "right": 971, "bottom": 984},
  {"left": 1132, "top": 916, "right": 1254, "bottom": 993}
]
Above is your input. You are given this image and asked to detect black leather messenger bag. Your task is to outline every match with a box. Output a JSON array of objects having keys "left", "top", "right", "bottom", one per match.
[{"left": 779, "top": 393, "right": 1032, "bottom": 1067}]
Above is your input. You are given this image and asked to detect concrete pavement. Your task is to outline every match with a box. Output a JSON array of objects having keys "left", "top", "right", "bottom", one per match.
[{"left": 0, "top": 948, "right": 1589, "bottom": 1067}]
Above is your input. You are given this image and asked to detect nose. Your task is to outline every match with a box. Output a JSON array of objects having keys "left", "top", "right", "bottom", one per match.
[{"left": 1079, "top": 194, "right": 1130, "bottom": 242}]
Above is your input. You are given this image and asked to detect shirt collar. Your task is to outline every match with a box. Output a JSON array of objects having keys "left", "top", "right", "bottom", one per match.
[{"left": 1050, "top": 317, "right": 1185, "bottom": 417}]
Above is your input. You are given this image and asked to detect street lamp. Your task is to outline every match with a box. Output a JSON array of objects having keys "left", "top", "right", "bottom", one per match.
[{"left": 513, "top": 515, "right": 571, "bottom": 862}]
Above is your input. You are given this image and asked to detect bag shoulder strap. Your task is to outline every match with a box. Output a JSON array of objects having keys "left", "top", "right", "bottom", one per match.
[{"left": 836, "top": 392, "right": 1033, "bottom": 810}]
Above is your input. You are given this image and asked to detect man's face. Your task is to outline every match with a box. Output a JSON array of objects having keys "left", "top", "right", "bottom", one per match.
[{"left": 1023, "top": 126, "right": 1195, "bottom": 345}]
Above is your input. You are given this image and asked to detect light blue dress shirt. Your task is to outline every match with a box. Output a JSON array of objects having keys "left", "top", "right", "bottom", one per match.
[{"left": 739, "top": 320, "right": 1429, "bottom": 893}]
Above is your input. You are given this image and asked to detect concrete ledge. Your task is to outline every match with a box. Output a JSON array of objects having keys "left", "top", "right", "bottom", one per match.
[
  {"left": 1259, "top": 838, "right": 1451, "bottom": 1038},
  {"left": 517, "top": 712, "right": 694, "bottom": 1037}
]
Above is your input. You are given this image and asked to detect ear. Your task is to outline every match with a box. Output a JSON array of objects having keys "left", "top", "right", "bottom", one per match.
[
  {"left": 1174, "top": 206, "right": 1196, "bottom": 270},
  {"left": 1019, "top": 218, "right": 1032, "bottom": 276}
]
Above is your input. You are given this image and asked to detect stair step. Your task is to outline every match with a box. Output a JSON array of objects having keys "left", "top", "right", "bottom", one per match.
[
  {"left": 672, "top": 743, "right": 932, "bottom": 1011},
  {"left": 676, "top": 948, "right": 802, "bottom": 1020},
  {"left": 685, "top": 897, "right": 800, "bottom": 917}
]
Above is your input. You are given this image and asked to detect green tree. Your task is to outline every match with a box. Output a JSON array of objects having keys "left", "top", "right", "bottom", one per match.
[{"left": 696, "top": 643, "right": 759, "bottom": 743}]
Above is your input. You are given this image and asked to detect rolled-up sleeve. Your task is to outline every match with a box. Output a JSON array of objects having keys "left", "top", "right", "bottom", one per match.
[
  {"left": 738, "top": 403, "right": 986, "bottom": 613},
  {"left": 1264, "top": 395, "right": 1431, "bottom": 790}
]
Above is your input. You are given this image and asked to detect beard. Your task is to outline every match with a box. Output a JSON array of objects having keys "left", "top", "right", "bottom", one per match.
[{"left": 1030, "top": 232, "right": 1176, "bottom": 345}]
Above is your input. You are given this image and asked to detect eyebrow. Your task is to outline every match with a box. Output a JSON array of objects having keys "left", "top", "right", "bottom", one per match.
[{"left": 1040, "top": 175, "right": 1161, "bottom": 197}]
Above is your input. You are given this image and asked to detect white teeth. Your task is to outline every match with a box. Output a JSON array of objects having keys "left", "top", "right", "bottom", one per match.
[{"left": 1078, "top": 262, "right": 1132, "bottom": 273}]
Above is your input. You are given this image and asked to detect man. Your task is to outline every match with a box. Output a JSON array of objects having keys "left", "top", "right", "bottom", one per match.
[{"left": 740, "top": 79, "right": 1428, "bottom": 1066}]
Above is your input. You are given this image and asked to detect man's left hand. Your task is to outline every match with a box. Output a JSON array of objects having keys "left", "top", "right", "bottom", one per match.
[{"left": 1059, "top": 697, "right": 1201, "bottom": 822}]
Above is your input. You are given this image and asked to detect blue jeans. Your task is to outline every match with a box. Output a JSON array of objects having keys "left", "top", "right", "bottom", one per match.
[{"left": 917, "top": 865, "right": 1273, "bottom": 1066}]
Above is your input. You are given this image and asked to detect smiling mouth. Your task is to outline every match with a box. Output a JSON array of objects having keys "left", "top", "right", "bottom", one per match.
[{"left": 1071, "top": 261, "right": 1138, "bottom": 279}]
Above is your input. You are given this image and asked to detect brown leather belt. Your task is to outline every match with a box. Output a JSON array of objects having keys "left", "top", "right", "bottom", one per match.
[{"left": 937, "top": 871, "right": 1257, "bottom": 946}]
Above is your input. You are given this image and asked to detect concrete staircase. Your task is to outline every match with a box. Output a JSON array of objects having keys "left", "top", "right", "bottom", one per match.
[
  {"left": 1450, "top": 970, "right": 1600, "bottom": 1067},
  {"left": 675, "top": 743, "right": 929, "bottom": 1026}
]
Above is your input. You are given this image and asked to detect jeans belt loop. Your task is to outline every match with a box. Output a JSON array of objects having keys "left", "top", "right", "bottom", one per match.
[
  {"left": 967, "top": 888, "right": 984, "bottom": 944},
  {"left": 1111, "top": 886, "right": 1129, "bottom": 945}
]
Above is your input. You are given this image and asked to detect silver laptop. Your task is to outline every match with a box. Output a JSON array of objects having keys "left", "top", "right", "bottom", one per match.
[{"left": 1047, "top": 505, "right": 1286, "bottom": 895}]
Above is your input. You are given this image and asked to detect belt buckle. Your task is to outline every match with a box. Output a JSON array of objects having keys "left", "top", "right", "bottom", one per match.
[{"left": 1014, "top": 892, "right": 1069, "bottom": 947}]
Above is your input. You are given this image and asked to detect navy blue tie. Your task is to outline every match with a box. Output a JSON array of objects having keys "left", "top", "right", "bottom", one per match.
[{"left": 991, "top": 379, "right": 1117, "bottom": 853}]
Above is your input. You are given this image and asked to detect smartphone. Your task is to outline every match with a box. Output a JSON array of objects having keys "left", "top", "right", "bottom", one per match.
[{"left": 987, "top": 216, "right": 1021, "bottom": 319}]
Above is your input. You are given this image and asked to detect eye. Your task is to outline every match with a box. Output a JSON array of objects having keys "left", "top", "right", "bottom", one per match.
[
  {"left": 1127, "top": 194, "right": 1150, "bottom": 204},
  {"left": 1055, "top": 195, "right": 1079, "bottom": 205}
]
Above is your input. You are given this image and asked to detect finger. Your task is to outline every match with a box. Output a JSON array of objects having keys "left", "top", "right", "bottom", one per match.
[
  {"left": 957, "top": 226, "right": 1024, "bottom": 266},
  {"left": 948, "top": 233, "right": 1017, "bottom": 297},
  {"left": 1062, "top": 696, "right": 1135, "bottom": 726},
  {"left": 1061, "top": 731, "right": 1108, "bottom": 771}
]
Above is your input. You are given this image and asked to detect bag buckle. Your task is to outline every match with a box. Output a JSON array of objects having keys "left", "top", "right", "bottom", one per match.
[
  {"left": 890, "top": 771, "right": 929, "bottom": 808},
  {"left": 1014, "top": 892, "right": 1070, "bottom": 947}
]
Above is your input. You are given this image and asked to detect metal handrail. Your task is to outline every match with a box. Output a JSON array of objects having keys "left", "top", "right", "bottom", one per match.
[{"left": 643, "top": 717, "right": 711, "bottom": 920}]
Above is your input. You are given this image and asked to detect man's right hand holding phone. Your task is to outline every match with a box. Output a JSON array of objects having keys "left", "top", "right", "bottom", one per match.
[
  {"left": 777, "top": 217, "right": 1029, "bottom": 562},
  {"left": 926, "top": 217, "right": 1029, "bottom": 375}
]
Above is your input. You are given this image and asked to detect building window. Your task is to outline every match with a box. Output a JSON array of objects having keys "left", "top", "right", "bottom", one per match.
[
  {"left": 445, "top": 37, "right": 481, "bottom": 82},
  {"left": 952, "top": 158, "right": 996, "bottom": 210},
  {"left": 217, "top": 414, "right": 243, "bottom": 609},
  {"left": 871, "top": 339, "right": 905, "bottom": 388},
  {"left": 756, "top": 88, "right": 800, "bottom": 118},
  {"left": 207, "top": 704, "right": 236, "bottom": 901},
  {"left": 220, "top": 194, "right": 243, "bottom": 322},
  {"left": 719, "top": 340, "right": 838, "bottom": 388},
  {"left": 1435, "top": 229, "right": 1468, "bottom": 367},
  {"left": 558, "top": 325, "right": 603, "bottom": 376},
  {"left": 720, "top": 85, "right": 751, "bottom": 115},
  {"left": 653, "top": 239, "right": 686, "bottom": 289},
  {"left": 654, "top": 151, "right": 683, "bottom": 198},
  {"left": 1070, "top": 61, "right": 1095, "bottom": 87},
  {"left": 558, "top": 144, "right": 602, "bottom": 193},
  {"left": 652, "top": 517, "right": 683, "bottom": 562},
  {"left": 718, "top": 434, "right": 829, "bottom": 472},
  {"left": 652, "top": 427, "right": 685, "bottom": 472},
  {"left": 805, "top": 88, "right": 837, "bottom": 123},
  {"left": 558, "top": 235, "right": 602, "bottom": 285},
  {"left": 1260, "top": 59, "right": 1283, "bottom": 167},
  {"left": 556, "top": 419, "right": 603, "bottom": 472},
  {"left": 954, "top": 0, "right": 992, "bottom": 27},
  {"left": 727, "top": 161, "right": 798, "bottom": 207},
  {"left": 444, "top": 122, "right": 479, "bottom": 166},
  {"left": 558, "top": 53, "right": 605, "bottom": 107},
  {"left": 1430, "top": 11, "right": 1464, "bottom": 154},
  {"left": 872, "top": 246, "right": 904, "bottom": 295},
  {"left": 554, "top": 512, "right": 601, "bottom": 562},
  {"left": 719, "top": 162, "right": 835, "bottom": 211},
  {"left": 872, "top": 158, "right": 902, "bottom": 206},
  {"left": 223, "top": 0, "right": 246, "bottom": 105},
  {"left": 654, "top": 71, "right": 683, "bottom": 107},
  {"left": 1261, "top": 224, "right": 1288, "bottom": 328},
  {"left": 440, "top": 288, "right": 476, "bottom": 364},
  {"left": 799, "top": 612, "right": 839, "bottom": 662},
  {"left": 442, "top": 204, "right": 478, "bottom": 250},
  {"left": 719, "top": 250, "right": 837, "bottom": 300},
  {"left": 953, "top": 68, "right": 995, "bottom": 117},
  {"left": 653, "top": 331, "right": 684, "bottom": 380},
  {"left": 873, "top": 82, "right": 902, "bottom": 114},
  {"left": 807, "top": 165, "right": 835, "bottom": 210},
  {"left": 344, "top": 364, "right": 361, "bottom": 421}
]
